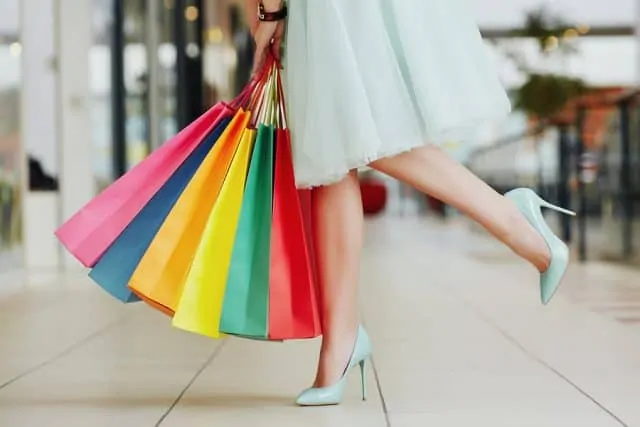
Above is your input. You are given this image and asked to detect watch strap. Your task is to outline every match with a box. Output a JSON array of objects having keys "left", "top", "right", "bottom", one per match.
[{"left": 258, "top": 3, "right": 288, "bottom": 21}]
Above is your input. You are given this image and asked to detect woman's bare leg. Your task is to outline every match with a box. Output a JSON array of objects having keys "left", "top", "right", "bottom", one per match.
[
  {"left": 311, "top": 171, "right": 363, "bottom": 387},
  {"left": 371, "top": 145, "right": 551, "bottom": 271},
  {"left": 308, "top": 146, "right": 551, "bottom": 389}
]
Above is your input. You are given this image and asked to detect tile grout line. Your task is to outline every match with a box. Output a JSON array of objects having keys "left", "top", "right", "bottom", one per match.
[
  {"left": 370, "top": 356, "right": 392, "bottom": 427},
  {"left": 0, "top": 315, "right": 127, "bottom": 391},
  {"left": 492, "top": 324, "right": 630, "bottom": 427},
  {"left": 451, "top": 290, "right": 630, "bottom": 427},
  {"left": 155, "top": 340, "right": 227, "bottom": 427},
  {"left": 363, "top": 317, "right": 392, "bottom": 427}
]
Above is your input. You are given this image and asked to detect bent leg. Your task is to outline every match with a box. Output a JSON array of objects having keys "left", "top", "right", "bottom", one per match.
[{"left": 370, "top": 146, "right": 550, "bottom": 271}]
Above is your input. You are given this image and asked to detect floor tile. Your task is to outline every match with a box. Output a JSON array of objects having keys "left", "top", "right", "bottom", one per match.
[
  {"left": 162, "top": 408, "right": 387, "bottom": 427},
  {"left": 0, "top": 306, "right": 219, "bottom": 426},
  {"left": 389, "top": 412, "right": 621, "bottom": 427},
  {"left": 161, "top": 338, "right": 385, "bottom": 426},
  {"left": 0, "top": 216, "right": 638, "bottom": 426}
]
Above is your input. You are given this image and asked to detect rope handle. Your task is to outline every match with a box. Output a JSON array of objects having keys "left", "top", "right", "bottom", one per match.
[
  {"left": 231, "top": 54, "right": 276, "bottom": 110},
  {"left": 230, "top": 51, "right": 289, "bottom": 128}
]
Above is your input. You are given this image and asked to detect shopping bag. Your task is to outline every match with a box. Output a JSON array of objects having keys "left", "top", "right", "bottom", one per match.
[
  {"left": 268, "top": 128, "right": 322, "bottom": 340},
  {"left": 127, "top": 112, "right": 250, "bottom": 314},
  {"left": 88, "top": 117, "right": 232, "bottom": 302},
  {"left": 219, "top": 124, "right": 275, "bottom": 338},
  {"left": 55, "top": 103, "right": 231, "bottom": 267},
  {"left": 298, "top": 188, "right": 317, "bottom": 278},
  {"left": 172, "top": 124, "right": 255, "bottom": 338}
]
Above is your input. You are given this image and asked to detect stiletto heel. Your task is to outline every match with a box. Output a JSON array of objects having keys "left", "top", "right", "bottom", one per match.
[
  {"left": 505, "top": 188, "right": 575, "bottom": 305},
  {"left": 535, "top": 195, "right": 576, "bottom": 217},
  {"left": 295, "top": 326, "right": 372, "bottom": 406},
  {"left": 359, "top": 359, "right": 367, "bottom": 401}
]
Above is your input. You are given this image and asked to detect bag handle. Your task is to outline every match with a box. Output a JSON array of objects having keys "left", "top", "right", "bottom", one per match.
[
  {"left": 240, "top": 52, "right": 289, "bottom": 128},
  {"left": 274, "top": 66, "right": 288, "bottom": 130},
  {"left": 231, "top": 55, "right": 276, "bottom": 110},
  {"left": 252, "top": 64, "right": 277, "bottom": 127}
]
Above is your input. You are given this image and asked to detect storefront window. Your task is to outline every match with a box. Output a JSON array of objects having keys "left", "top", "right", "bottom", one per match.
[
  {"left": 88, "top": 0, "right": 252, "bottom": 189},
  {"left": 202, "top": 0, "right": 252, "bottom": 103},
  {"left": 91, "top": 0, "right": 114, "bottom": 190},
  {"left": 157, "top": 0, "right": 178, "bottom": 143},
  {"left": 0, "top": 0, "right": 22, "bottom": 253},
  {"left": 122, "top": 0, "right": 151, "bottom": 170}
]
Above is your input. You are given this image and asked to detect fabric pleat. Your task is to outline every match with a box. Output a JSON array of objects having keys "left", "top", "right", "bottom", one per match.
[{"left": 284, "top": 0, "right": 512, "bottom": 188}]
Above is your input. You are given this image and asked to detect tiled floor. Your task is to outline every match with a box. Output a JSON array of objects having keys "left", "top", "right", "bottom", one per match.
[{"left": 1, "top": 216, "right": 639, "bottom": 426}]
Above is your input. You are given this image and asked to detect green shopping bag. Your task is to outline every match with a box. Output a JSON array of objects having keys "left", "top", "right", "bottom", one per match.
[{"left": 219, "top": 124, "right": 274, "bottom": 338}]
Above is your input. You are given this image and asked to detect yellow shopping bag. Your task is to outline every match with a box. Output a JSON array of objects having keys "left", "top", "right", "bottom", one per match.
[
  {"left": 171, "top": 127, "right": 257, "bottom": 338},
  {"left": 128, "top": 112, "right": 250, "bottom": 315}
]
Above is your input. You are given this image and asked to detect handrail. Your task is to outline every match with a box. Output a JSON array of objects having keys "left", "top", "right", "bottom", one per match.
[
  {"left": 611, "top": 88, "right": 640, "bottom": 105},
  {"left": 470, "top": 86, "right": 638, "bottom": 161},
  {"left": 466, "top": 124, "right": 545, "bottom": 160},
  {"left": 481, "top": 25, "right": 636, "bottom": 39}
]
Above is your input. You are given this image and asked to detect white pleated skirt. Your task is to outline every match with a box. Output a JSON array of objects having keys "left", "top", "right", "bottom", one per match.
[{"left": 283, "top": 0, "right": 512, "bottom": 188}]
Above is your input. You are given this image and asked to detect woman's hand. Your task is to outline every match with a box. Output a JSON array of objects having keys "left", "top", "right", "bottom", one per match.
[
  {"left": 252, "top": 21, "right": 277, "bottom": 74},
  {"left": 249, "top": 0, "right": 285, "bottom": 74},
  {"left": 271, "top": 20, "right": 285, "bottom": 62},
  {"left": 252, "top": 20, "right": 285, "bottom": 74}
]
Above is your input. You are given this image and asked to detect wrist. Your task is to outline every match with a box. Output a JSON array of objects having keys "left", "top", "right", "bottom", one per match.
[
  {"left": 258, "top": 1, "right": 287, "bottom": 22},
  {"left": 260, "top": 0, "right": 283, "bottom": 12}
]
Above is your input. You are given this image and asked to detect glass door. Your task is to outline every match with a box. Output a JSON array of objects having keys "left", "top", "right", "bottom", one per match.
[
  {"left": 174, "top": 0, "right": 204, "bottom": 129},
  {"left": 109, "top": 0, "right": 205, "bottom": 178},
  {"left": 123, "top": 0, "right": 151, "bottom": 170},
  {"left": 0, "top": 0, "right": 22, "bottom": 259},
  {"left": 155, "top": 0, "right": 179, "bottom": 146},
  {"left": 106, "top": 0, "right": 149, "bottom": 178}
]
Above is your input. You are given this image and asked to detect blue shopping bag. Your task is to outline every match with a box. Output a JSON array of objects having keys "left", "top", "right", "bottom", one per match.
[{"left": 88, "top": 117, "right": 232, "bottom": 302}]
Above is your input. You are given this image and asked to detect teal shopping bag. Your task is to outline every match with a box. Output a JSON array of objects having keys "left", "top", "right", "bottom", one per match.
[{"left": 220, "top": 124, "right": 274, "bottom": 338}]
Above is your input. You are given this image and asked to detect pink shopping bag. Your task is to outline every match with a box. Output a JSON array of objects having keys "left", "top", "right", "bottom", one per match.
[{"left": 55, "top": 103, "right": 232, "bottom": 267}]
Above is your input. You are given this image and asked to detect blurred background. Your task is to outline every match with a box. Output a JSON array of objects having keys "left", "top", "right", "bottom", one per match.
[
  {"left": 1, "top": 2, "right": 639, "bottom": 425},
  {"left": 0, "top": 0, "right": 638, "bottom": 270}
]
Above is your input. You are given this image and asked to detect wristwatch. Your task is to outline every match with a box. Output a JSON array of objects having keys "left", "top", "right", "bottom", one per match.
[{"left": 258, "top": 2, "right": 288, "bottom": 22}]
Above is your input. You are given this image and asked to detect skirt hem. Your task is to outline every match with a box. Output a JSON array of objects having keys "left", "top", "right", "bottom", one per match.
[
  {"left": 295, "top": 140, "right": 429, "bottom": 189},
  {"left": 294, "top": 109, "right": 512, "bottom": 189}
]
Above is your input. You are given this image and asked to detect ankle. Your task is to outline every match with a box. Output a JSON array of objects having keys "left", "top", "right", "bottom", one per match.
[
  {"left": 320, "top": 323, "right": 359, "bottom": 350},
  {"left": 320, "top": 315, "right": 359, "bottom": 340},
  {"left": 503, "top": 204, "right": 551, "bottom": 272},
  {"left": 533, "top": 248, "right": 551, "bottom": 272}
]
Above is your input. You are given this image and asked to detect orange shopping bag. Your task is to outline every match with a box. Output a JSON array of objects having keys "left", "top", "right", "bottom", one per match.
[
  {"left": 128, "top": 111, "right": 250, "bottom": 315},
  {"left": 171, "top": 126, "right": 256, "bottom": 338}
]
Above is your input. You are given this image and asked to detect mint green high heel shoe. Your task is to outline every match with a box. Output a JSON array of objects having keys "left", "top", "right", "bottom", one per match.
[
  {"left": 295, "top": 325, "right": 372, "bottom": 406},
  {"left": 505, "top": 188, "right": 576, "bottom": 305}
]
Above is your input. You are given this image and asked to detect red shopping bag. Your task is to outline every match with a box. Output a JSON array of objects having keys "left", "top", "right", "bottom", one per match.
[
  {"left": 297, "top": 188, "right": 317, "bottom": 281},
  {"left": 55, "top": 103, "right": 232, "bottom": 267},
  {"left": 268, "top": 128, "right": 322, "bottom": 340}
]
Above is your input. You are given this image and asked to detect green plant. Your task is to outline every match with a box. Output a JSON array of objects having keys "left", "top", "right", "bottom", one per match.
[
  {"left": 516, "top": 7, "right": 577, "bottom": 54},
  {"left": 0, "top": 180, "right": 21, "bottom": 248},
  {"left": 516, "top": 73, "right": 587, "bottom": 120},
  {"left": 497, "top": 6, "right": 588, "bottom": 121}
]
